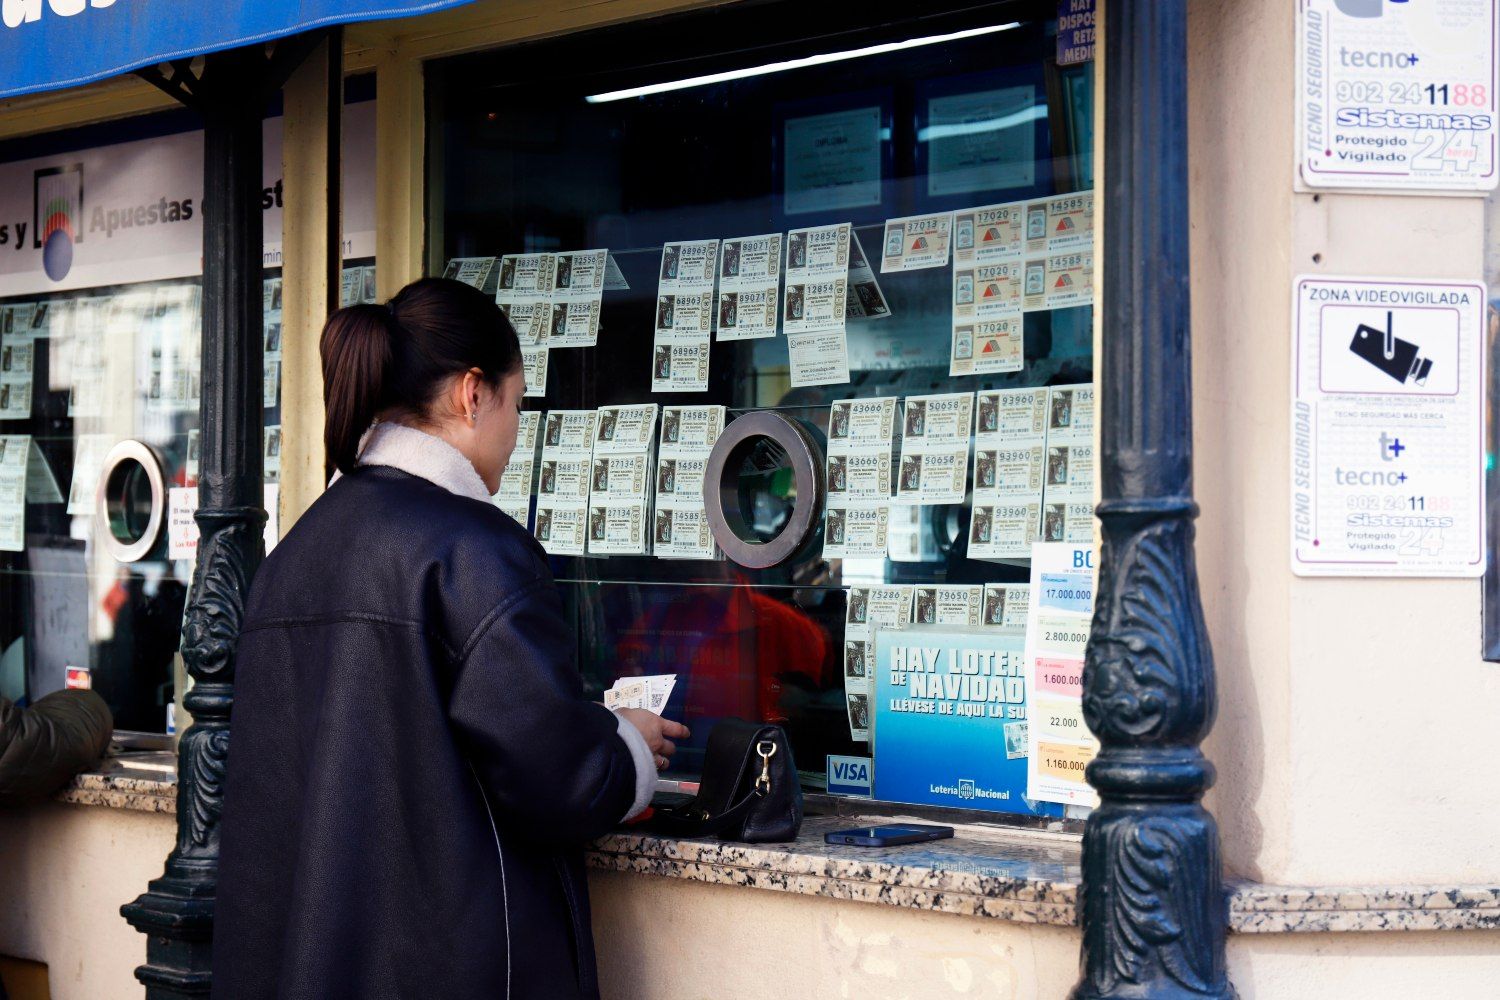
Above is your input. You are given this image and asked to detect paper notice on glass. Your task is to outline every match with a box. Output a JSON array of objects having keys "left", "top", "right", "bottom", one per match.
[
  {"left": 263, "top": 426, "right": 282, "bottom": 483},
  {"left": 339, "top": 267, "right": 363, "bottom": 307},
  {"left": 536, "top": 409, "right": 597, "bottom": 556},
  {"left": 651, "top": 341, "right": 711, "bottom": 392},
  {"left": 586, "top": 502, "right": 649, "bottom": 554},
  {"left": 1, "top": 304, "right": 35, "bottom": 339},
  {"left": 912, "top": 584, "right": 982, "bottom": 626},
  {"left": 0, "top": 435, "right": 28, "bottom": 551},
  {"left": 716, "top": 234, "right": 782, "bottom": 341},
  {"left": 969, "top": 388, "right": 1048, "bottom": 560},
  {"left": 493, "top": 411, "right": 540, "bottom": 527},
  {"left": 443, "top": 256, "right": 498, "bottom": 290},
  {"left": 896, "top": 392, "right": 973, "bottom": 505},
  {"left": 67, "top": 434, "right": 114, "bottom": 515},
  {"left": 1025, "top": 541, "right": 1099, "bottom": 808},
  {"left": 496, "top": 253, "right": 555, "bottom": 345},
  {"left": 927, "top": 88, "right": 1037, "bottom": 197},
  {"left": 1038, "top": 384, "right": 1094, "bottom": 544},
  {"left": 170, "top": 484, "right": 278, "bottom": 560},
  {"left": 784, "top": 223, "right": 853, "bottom": 387},
  {"left": 593, "top": 404, "right": 658, "bottom": 455},
  {"left": 548, "top": 249, "right": 608, "bottom": 348},
  {"left": 824, "top": 396, "right": 895, "bottom": 559},
  {"left": 783, "top": 106, "right": 883, "bottom": 216},
  {"left": 950, "top": 315, "right": 1023, "bottom": 377},
  {"left": 954, "top": 260, "right": 1023, "bottom": 323},
  {"left": 168, "top": 486, "right": 198, "bottom": 560},
  {"left": 25, "top": 439, "right": 62, "bottom": 504},
  {"left": 880, "top": 212, "right": 953, "bottom": 272},
  {"left": 823, "top": 502, "right": 889, "bottom": 559},
  {"left": 983, "top": 583, "right": 1030, "bottom": 631},
  {"left": 786, "top": 223, "right": 850, "bottom": 298},
  {"left": 787, "top": 326, "right": 850, "bottom": 388},
  {"left": 844, "top": 232, "right": 891, "bottom": 321},
  {"left": 652, "top": 240, "right": 717, "bottom": 392},
  {"left": 1023, "top": 251, "right": 1093, "bottom": 312},
  {"left": 589, "top": 404, "right": 656, "bottom": 556},
  {"left": 826, "top": 397, "right": 895, "bottom": 500},
  {"left": 263, "top": 352, "right": 281, "bottom": 409},
  {"left": 784, "top": 275, "right": 848, "bottom": 335},
  {"left": 1034, "top": 192, "right": 1094, "bottom": 255},
  {"left": 843, "top": 584, "right": 914, "bottom": 741},
  {"left": 521, "top": 345, "right": 548, "bottom": 398},
  {"left": 603, "top": 254, "right": 631, "bottom": 291},
  {"left": 1046, "top": 384, "right": 1094, "bottom": 445},
  {"left": 654, "top": 405, "right": 725, "bottom": 560},
  {"left": 0, "top": 333, "right": 33, "bottom": 420},
  {"left": 953, "top": 202, "right": 1026, "bottom": 265}
]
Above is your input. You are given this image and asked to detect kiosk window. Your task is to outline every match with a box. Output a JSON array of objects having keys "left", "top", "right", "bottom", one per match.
[
  {"left": 0, "top": 84, "right": 378, "bottom": 736},
  {"left": 429, "top": 0, "right": 1096, "bottom": 816}
]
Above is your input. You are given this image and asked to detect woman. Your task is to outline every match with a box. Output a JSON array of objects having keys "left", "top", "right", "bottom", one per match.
[{"left": 213, "top": 278, "right": 686, "bottom": 1000}]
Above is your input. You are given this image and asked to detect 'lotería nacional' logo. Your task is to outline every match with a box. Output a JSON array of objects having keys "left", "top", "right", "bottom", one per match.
[{"left": 34, "top": 164, "right": 83, "bottom": 282}]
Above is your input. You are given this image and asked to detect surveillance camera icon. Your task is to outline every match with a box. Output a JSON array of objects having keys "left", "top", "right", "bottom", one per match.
[{"left": 1349, "top": 311, "right": 1432, "bottom": 386}]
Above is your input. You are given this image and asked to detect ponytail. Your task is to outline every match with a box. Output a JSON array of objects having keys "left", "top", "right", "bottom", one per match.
[
  {"left": 319, "top": 277, "right": 522, "bottom": 476},
  {"left": 321, "top": 304, "right": 395, "bottom": 475}
]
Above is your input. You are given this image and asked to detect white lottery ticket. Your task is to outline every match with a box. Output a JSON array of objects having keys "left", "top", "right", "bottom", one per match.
[
  {"left": 716, "top": 234, "right": 781, "bottom": 341},
  {"left": 879, "top": 212, "right": 953, "bottom": 272},
  {"left": 897, "top": 392, "right": 974, "bottom": 505},
  {"left": 655, "top": 405, "right": 725, "bottom": 560}
]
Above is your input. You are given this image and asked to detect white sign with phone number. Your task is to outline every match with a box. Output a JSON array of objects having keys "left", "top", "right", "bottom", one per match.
[
  {"left": 1297, "top": 0, "right": 1500, "bottom": 192},
  {"left": 1291, "top": 276, "right": 1486, "bottom": 577}
]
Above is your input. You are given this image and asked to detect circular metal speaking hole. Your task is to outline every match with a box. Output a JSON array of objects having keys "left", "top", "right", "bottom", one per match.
[
  {"left": 97, "top": 440, "right": 167, "bottom": 563},
  {"left": 703, "top": 411, "right": 824, "bottom": 569}
]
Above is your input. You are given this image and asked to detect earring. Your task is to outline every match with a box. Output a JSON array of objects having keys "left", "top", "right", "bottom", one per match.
[{"left": 468, "top": 412, "right": 476, "bottom": 423}]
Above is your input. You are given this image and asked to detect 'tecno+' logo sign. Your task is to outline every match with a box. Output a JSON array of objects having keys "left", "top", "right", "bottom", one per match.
[{"left": 33, "top": 163, "right": 82, "bottom": 282}]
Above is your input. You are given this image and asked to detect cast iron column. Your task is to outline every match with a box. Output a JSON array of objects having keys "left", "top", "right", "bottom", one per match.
[
  {"left": 121, "top": 47, "right": 268, "bottom": 999},
  {"left": 1070, "top": 0, "right": 1236, "bottom": 997}
]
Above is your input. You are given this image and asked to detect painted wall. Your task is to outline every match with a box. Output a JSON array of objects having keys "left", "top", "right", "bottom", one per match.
[
  {"left": 1190, "top": 0, "right": 1500, "bottom": 889},
  {"left": 0, "top": 804, "right": 174, "bottom": 1000}
]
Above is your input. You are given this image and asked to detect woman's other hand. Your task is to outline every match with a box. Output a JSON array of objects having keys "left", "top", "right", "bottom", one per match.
[{"left": 615, "top": 709, "right": 691, "bottom": 770}]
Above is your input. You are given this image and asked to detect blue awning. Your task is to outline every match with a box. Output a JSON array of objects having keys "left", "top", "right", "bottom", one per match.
[{"left": 0, "top": 0, "right": 478, "bottom": 101}]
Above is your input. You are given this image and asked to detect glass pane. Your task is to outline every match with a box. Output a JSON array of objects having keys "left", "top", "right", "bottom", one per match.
[
  {"left": 430, "top": 3, "right": 1094, "bottom": 806},
  {"left": 0, "top": 78, "right": 379, "bottom": 735}
]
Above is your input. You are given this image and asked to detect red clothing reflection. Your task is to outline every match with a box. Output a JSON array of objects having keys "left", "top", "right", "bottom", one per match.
[{"left": 614, "top": 583, "right": 833, "bottom": 724}]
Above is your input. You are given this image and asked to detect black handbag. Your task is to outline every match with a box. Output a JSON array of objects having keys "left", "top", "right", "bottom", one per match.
[{"left": 645, "top": 718, "right": 803, "bottom": 843}]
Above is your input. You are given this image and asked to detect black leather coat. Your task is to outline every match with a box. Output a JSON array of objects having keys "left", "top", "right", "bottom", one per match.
[{"left": 213, "top": 466, "right": 639, "bottom": 1000}]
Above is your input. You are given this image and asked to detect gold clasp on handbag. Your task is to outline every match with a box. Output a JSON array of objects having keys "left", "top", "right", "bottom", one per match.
[{"left": 755, "top": 740, "right": 777, "bottom": 793}]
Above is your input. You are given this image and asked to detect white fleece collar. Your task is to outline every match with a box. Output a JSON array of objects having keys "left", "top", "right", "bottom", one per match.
[{"left": 349, "top": 422, "right": 493, "bottom": 502}]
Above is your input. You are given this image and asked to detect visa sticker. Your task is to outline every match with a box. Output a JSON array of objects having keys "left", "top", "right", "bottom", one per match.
[{"left": 826, "top": 754, "right": 873, "bottom": 797}]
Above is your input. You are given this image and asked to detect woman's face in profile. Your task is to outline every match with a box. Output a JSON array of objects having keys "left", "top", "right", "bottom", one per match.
[{"left": 472, "top": 367, "right": 527, "bottom": 493}]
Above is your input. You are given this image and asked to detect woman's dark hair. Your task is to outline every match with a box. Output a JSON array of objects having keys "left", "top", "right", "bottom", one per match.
[{"left": 321, "top": 277, "right": 522, "bottom": 474}]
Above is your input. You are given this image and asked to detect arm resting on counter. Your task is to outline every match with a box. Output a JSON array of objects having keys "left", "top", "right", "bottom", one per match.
[{"left": 0, "top": 689, "right": 113, "bottom": 807}]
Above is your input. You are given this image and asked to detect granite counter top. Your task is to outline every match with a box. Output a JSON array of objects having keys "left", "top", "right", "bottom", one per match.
[
  {"left": 588, "top": 813, "right": 1083, "bottom": 925},
  {"left": 56, "top": 751, "right": 176, "bottom": 814},
  {"left": 57, "top": 762, "right": 1500, "bottom": 934}
]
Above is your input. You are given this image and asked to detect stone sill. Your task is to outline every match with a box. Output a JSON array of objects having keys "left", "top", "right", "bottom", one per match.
[{"left": 61, "top": 758, "right": 1500, "bottom": 935}]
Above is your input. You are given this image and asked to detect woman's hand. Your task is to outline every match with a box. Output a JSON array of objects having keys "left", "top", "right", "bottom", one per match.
[{"left": 615, "top": 708, "right": 691, "bottom": 771}]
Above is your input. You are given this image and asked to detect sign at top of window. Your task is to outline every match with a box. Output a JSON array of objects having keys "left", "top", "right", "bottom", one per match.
[{"left": 1297, "top": 0, "right": 1500, "bottom": 193}]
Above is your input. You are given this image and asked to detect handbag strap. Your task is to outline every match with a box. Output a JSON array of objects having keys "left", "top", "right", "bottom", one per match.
[
  {"left": 647, "top": 734, "right": 781, "bottom": 838},
  {"left": 647, "top": 784, "right": 766, "bottom": 838}
]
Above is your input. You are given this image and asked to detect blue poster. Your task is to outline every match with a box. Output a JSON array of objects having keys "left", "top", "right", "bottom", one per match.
[{"left": 873, "top": 626, "right": 1062, "bottom": 818}]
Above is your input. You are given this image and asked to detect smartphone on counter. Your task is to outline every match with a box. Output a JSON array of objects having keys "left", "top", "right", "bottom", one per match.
[{"left": 824, "top": 824, "right": 954, "bottom": 847}]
